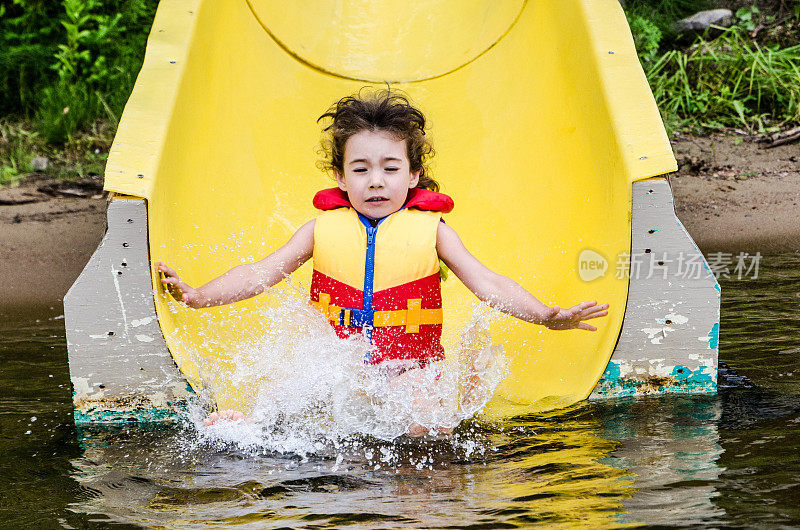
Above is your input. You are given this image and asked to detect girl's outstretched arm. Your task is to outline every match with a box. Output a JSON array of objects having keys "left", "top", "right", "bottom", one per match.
[
  {"left": 158, "top": 220, "right": 315, "bottom": 308},
  {"left": 436, "top": 223, "right": 609, "bottom": 331}
]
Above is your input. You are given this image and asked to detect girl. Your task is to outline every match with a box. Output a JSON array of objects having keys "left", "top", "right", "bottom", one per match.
[{"left": 158, "top": 90, "right": 609, "bottom": 431}]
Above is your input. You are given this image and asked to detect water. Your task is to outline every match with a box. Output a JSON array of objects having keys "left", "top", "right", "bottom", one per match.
[{"left": 2, "top": 252, "right": 799, "bottom": 528}]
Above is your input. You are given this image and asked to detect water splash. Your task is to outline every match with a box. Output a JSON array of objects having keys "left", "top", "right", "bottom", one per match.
[{"left": 186, "top": 286, "right": 509, "bottom": 457}]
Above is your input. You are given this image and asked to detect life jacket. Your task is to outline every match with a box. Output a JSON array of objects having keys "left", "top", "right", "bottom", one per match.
[{"left": 310, "top": 187, "right": 455, "bottom": 366}]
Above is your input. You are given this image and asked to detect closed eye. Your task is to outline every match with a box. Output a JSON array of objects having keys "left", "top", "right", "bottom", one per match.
[
  {"left": 385, "top": 167, "right": 399, "bottom": 172},
  {"left": 353, "top": 167, "right": 368, "bottom": 173}
]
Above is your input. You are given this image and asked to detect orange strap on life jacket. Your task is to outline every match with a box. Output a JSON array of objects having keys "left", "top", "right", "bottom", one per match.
[{"left": 311, "top": 293, "right": 443, "bottom": 334}]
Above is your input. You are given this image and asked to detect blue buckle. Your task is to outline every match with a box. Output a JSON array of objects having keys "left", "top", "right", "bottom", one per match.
[{"left": 339, "top": 308, "right": 373, "bottom": 328}]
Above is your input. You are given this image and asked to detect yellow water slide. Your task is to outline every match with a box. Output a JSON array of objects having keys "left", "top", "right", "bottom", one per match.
[{"left": 68, "top": 0, "right": 717, "bottom": 423}]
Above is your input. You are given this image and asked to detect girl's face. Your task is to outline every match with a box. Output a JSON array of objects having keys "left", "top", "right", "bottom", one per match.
[{"left": 336, "top": 129, "right": 420, "bottom": 220}]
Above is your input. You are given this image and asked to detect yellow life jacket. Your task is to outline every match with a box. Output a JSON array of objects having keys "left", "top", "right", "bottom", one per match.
[{"left": 309, "top": 187, "right": 454, "bottom": 365}]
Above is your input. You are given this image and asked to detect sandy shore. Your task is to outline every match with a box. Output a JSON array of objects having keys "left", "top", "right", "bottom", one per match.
[
  {"left": 0, "top": 181, "right": 107, "bottom": 310},
  {"left": 1, "top": 133, "right": 798, "bottom": 311},
  {"left": 668, "top": 133, "right": 800, "bottom": 254}
]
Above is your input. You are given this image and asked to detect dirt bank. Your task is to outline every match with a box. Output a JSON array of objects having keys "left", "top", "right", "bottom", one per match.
[
  {"left": 668, "top": 132, "right": 800, "bottom": 254},
  {"left": 0, "top": 177, "right": 106, "bottom": 311},
  {"left": 0, "top": 133, "right": 798, "bottom": 310}
]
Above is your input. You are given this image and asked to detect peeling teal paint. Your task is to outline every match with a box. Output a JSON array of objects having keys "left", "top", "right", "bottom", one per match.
[
  {"left": 73, "top": 400, "right": 188, "bottom": 425},
  {"left": 707, "top": 322, "right": 719, "bottom": 349},
  {"left": 593, "top": 361, "right": 717, "bottom": 398},
  {"left": 671, "top": 365, "right": 690, "bottom": 381},
  {"left": 671, "top": 364, "right": 714, "bottom": 385},
  {"left": 602, "top": 360, "right": 622, "bottom": 381},
  {"left": 71, "top": 383, "right": 194, "bottom": 426}
]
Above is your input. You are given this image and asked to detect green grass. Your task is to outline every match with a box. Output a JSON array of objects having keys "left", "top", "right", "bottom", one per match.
[
  {"left": 645, "top": 25, "right": 800, "bottom": 134},
  {"left": 0, "top": 121, "right": 37, "bottom": 186},
  {"left": 0, "top": 118, "right": 111, "bottom": 187},
  {"left": 624, "top": 2, "right": 800, "bottom": 134}
]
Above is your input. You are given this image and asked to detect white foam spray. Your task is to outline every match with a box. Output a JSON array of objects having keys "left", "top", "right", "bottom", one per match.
[{"left": 185, "top": 285, "right": 509, "bottom": 458}]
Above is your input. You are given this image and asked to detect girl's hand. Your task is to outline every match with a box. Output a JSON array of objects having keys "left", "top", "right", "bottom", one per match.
[
  {"left": 540, "top": 301, "right": 609, "bottom": 331},
  {"left": 157, "top": 261, "right": 205, "bottom": 308}
]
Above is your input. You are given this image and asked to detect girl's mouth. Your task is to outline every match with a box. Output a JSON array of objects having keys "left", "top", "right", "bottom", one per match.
[{"left": 366, "top": 197, "right": 388, "bottom": 203}]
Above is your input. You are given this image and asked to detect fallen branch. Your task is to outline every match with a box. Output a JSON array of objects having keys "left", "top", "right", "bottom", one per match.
[
  {"left": 763, "top": 126, "right": 800, "bottom": 149},
  {"left": 37, "top": 178, "right": 103, "bottom": 197},
  {"left": 0, "top": 197, "right": 43, "bottom": 205},
  {"left": 749, "top": 22, "right": 765, "bottom": 38}
]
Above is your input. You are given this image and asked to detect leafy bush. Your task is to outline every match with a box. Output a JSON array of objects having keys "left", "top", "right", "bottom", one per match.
[
  {"left": 627, "top": 12, "right": 664, "bottom": 62},
  {"left": 735, "top": 5, "right": 762, "bottom": 32},
  {"left": 623, "top": 0, "right": 711, "bottom": 41},
  {"left": 0, "top": 0, "right": 157, "bottom": 143}
]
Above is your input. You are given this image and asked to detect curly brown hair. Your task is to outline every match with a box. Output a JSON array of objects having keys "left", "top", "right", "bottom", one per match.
[{"left": 317, "top": 89, "right": 438, "bottom": 192}]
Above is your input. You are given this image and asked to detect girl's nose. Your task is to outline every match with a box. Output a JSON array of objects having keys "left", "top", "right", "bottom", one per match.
[{"left": 368, "top": 170, "right": 384, "bottom": 188}]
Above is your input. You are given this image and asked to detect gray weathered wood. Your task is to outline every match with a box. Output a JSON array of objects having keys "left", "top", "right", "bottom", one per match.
[
  {"left": 64, "top": 198, "right": 192, "bottom": 423},
  {"left": 591, "top": 178, "right": 720, "bottom": 398}
]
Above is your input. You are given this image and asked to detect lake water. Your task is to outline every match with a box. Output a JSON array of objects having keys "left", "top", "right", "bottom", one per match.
[{"left": 2, "top": 252, "right": 799, "bottom": 528}]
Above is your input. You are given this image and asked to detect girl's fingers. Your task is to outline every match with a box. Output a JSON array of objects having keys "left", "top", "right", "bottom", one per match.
[
  {"left": 162, "top": 278, "right": 183, "bottom": 291},
  {"left": 218, "top": 410, "right": 245, "bottom": 422},
  {"left": 580, "top": 304, "right": 609, "bottom": 317},
  {"left": 161, "top": 276, "right": 190, "bottom": 292},
  {"left": 582, "top": 310, "right": 609, "bottom": 320},
  {"left": 158, "top": 263, "right": 179, "bottom": 277},
  {"left": 582, "top": 306, "right": 608, "bottom": 317}
]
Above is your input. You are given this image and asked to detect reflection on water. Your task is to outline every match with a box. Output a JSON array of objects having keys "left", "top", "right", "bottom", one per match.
[
  {"left": 69, "top": 409, "right": 636, "bottom": 528},
  {"left": 1, "top": 252, "right": 799, "bottom": 528},
  {"left": 600, "top": 396, "right": 724, "bottom": 526}
]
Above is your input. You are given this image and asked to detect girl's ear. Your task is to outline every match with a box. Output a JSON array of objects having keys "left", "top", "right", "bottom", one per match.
[
  {"left": 335, "top": 169, "right": 347, "bottom": 191},
  {"left": 408, "top": 170, "right": 420, "bottom": 189}
]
